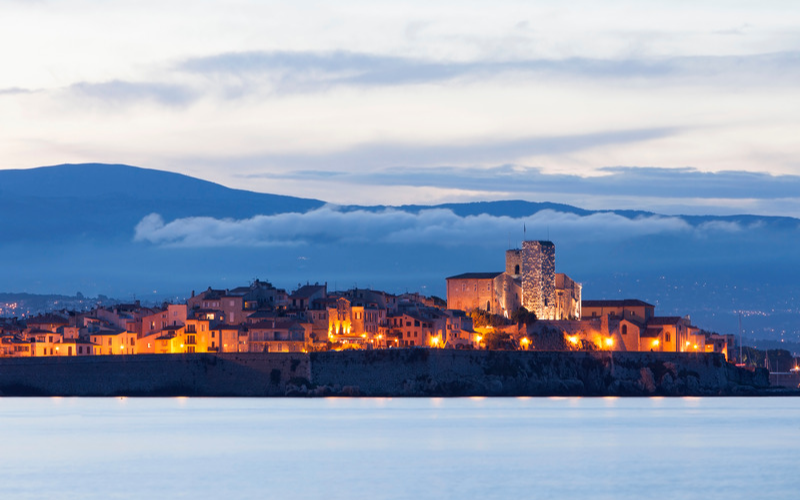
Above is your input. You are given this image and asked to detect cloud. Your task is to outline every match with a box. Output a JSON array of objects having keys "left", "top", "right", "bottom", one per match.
[
  {"left": 255, "top": 165, "right": 800, "bottom": 201},
  {"left": 177, "top": 50, "right": 800, "bottom": 93},
  {"left": 134, "top": 207, "right": 699, "bottom": 248},
  {"left": 696, "top": 220, "right": 743, "bottom": 233},
  {"left": 229, "top": 128, "right": 679, "bottom": 171},
  {"left": 68, "top": 80, "right": 196, "bottom": 107},
  {"left": 0, "top": 87, "right": 36, "bottom": 96}
]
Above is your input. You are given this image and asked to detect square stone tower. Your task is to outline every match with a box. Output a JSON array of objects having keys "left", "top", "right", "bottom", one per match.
[
  {"left": 505, "top": 249, "right": 522, "bottom": 276},
  {"left": 521, "top": 240, "right": 556, "bottom": 319}
]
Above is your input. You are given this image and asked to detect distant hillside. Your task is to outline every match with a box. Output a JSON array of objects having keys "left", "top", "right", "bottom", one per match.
[{"left": 0, "top": 163, "right": 325, "bottom": 242}]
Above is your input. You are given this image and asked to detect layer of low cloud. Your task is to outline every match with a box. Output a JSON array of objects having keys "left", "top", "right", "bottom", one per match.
[{"left": 134, "top": 207, "right": 725, "bottom": 248}]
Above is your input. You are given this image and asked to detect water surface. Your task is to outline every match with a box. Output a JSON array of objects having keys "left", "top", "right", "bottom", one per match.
[{"left": 1, "top": 397, "right": 797, "bottom": 499}]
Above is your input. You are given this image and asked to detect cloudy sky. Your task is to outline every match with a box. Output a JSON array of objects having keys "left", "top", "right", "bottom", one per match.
[{"left": 2, "top": 1, "right": 800, "bottom": 215}]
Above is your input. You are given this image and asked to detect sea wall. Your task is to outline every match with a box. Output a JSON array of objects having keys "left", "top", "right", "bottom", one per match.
[
  {"left": 307, "top": 350, "right": 772, "bottom": 397},
  {"left": 0, "top": 353, "right": 309, "bottom": 396},
  {"left": 0, "top": 349, "right": 774, "bottom": 397}
]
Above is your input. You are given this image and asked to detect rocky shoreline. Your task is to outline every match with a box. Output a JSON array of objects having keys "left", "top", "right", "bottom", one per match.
[{"left": 0, "top": 349, "right": 791, "bottom": 397}]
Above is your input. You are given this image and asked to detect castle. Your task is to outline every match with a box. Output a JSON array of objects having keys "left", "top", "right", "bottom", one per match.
[{"left": 446, "top": 240, "right": 581, "bottom": 320}]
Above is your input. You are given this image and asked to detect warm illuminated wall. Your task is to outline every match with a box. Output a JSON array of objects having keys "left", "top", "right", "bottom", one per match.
[
  {"left": 522, "top": 241, "right": 556, "bottom": 320},
  {"left": 446, "top": 275, "right": 502, "bottom": 313}
]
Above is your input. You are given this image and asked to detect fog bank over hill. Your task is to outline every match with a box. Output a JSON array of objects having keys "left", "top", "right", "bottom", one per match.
[{"left": 1, "top": 164, "right": 798, "bottom": 343}]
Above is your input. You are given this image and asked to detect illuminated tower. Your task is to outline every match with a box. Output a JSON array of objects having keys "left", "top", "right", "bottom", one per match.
[{"left": 521, "top": 240, "right": 556, "bottom": 320}]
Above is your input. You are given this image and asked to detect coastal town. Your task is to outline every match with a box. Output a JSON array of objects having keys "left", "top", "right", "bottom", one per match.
[{"left": 0, "top": 240, "right": 748, "bottom": 363}]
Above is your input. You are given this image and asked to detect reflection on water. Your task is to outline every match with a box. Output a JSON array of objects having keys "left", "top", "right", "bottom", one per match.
[{"left": 1, "top": 397, "right": 798, "bottom": 500}]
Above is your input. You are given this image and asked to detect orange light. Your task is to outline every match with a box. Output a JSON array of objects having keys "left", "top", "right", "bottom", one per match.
[
  {"left": 604, "top": 337, "right": 614, "bottom": 347},
  {"left": 693, "top": 344, "right": 698, "bottom": 350},
  {"left": 568, "top": 336, "right": 579, "bottom": 345},
  {"left": 652, "top": 339, "right": 660, "bottom": 347},
  {"left": 475, "top": 335, "right": 483, "bottom": 343}
]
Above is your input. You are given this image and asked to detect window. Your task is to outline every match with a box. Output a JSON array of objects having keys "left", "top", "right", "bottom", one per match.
[
  {"left": 665, "top": 333, "right": 671, "bottom": 342},
  {"left": 514, "top": 264, "right": 520, "bottom": 274},
  {"left": 211, "top": 331, "right": 215, "bottom": 338},
  {"left": 622, "top": 325, "right": 628, "bottom": 335}
]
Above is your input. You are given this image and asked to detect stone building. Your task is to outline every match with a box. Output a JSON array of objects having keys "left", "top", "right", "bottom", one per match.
[
  {"left": 445, "top": 272, "right": 504, "bottom": 314},
  {"left": 447, "top": 240, "right": 581, "bottom": 320}
]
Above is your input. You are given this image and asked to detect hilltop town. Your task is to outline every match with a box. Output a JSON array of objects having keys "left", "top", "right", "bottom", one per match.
[{"left": 1, "top": 240, "right": 751, "bottom": 365}]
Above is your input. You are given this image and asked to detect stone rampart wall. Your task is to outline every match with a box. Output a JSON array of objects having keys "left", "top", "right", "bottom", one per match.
[
  {"left": 308, "top": 349, "right": 771, "bottom": 397},
  {"left": 0, "top": 350, "right": 776, "bottom": 397},
  {"left": 0, "top": 353, "right": 310, "bottom": 396}
]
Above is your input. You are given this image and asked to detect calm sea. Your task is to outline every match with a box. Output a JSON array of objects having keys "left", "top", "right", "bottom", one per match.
[{"left": 1, "top": 397, "right": 797, "bottom": 499}]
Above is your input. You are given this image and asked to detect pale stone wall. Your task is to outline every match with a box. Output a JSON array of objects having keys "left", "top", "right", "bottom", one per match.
[
  {"left": 555, "top": 273, "right": 581, "bottom": 320},
  {"left": 522, "top": 241, "right": 556, "bottom": 319},
  {"left": 446, "top": 277, "right": 501, "bottom": 313},
  {"left": 505, "top": 249, "right": 522, "bottom": 276}
]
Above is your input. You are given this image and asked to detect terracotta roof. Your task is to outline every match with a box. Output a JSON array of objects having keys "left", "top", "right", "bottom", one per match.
[
  {"left": 446, "top": 272, "right": 503, "bottom": 280},
  {"left": 647, "top": 316, "right": 684, "bottom": 326},
  {"left": 27, "top": 314, "right": 68, "bottom": 326},
  {"left": 291, "top": 284, "right": 325, "bottom": 299},
  {"left": 582, "top": 299, "right": 655, "bottom": 308}
]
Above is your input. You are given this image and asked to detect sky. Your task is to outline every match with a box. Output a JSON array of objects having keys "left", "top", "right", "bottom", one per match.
[{"left": 2, "top": 1, "right": 800, "bottom": 216}]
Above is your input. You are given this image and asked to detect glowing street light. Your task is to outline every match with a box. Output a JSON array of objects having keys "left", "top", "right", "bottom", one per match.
[{"left": 604, "top": 337, "right": 614, "bottom": 348}]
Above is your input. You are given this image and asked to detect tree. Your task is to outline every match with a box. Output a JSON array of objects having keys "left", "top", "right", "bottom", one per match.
[
  {"left": 483, "top": 331, "right": 516, "bottom": 350},
  {"left": 510, "top": 307, "right": 537, "bottom": 325}
]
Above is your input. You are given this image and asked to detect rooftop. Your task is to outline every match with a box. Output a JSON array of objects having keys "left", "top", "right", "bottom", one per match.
[
  {"left": 446, "top": 272, "right": 503, "bottom": 280},
  {"left": 582, "top": 299, "right": 655, "bottom": 308}
]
